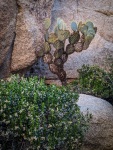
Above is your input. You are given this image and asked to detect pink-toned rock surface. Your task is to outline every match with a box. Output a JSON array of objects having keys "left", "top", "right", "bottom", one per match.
[
  {"left": 78, "top": 94, "right": 113, "bottom": 150},
  {"left": 0, "top": 0, "right": 17, "bottom": 78},
  {"left": 11, "top": 0, "right": 54, "bottom": 72}
]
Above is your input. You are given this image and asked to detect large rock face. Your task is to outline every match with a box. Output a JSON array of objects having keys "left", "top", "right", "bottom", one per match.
[
  {"left": 24, "top": 0, "right": 113, "bottom": 79},
  {"left": 0, "top": 0, "right": 17, "bottom": 78},
  {"left": 11, "top": 0, "right": 54, "bottom": 72},
  {"left": 77, "top": 94, "right": 113, "bottom": 150}
]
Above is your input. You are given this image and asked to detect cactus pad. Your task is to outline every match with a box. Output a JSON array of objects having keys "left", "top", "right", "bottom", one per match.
[
  {"left": 44, "top": 42, "right": 51, "bottom": 53},
  {"left": 71, "top": 21, "right": 77, "bottom": 31},
  {"left": 75, "top": 42, "right": 83, "bottom": 52},
  {"left": 53, "top": 40, "right": 64, "bottom": 49},
  {"left": 57, "top": 69, "right": 66, "bottom": 82},
  {"left": 44, "top": 18, "right": 51, "bottom": 30},
  {"left": 87, "top": 27, "right": 96, "bottom": 37},
  {"left": 54, "top": 48, "right": 64, "bottom": 59},
  {"left": 54, "top": 25, "right": 59, "bottom": 36},
  {"left": 80, "top": 34, "right": 85, "bottom": 44},
  {"left": 69, "top": 31, "right": 80, "bottom": 44},
  {"left": 54, "top": 58, "right": 63, "bottom": 66},
  {"left": 43, "top": 53, "right": 53, "bottom": 64},
  {"left": 62, "top": 52, "right": 68, "bottom": 63},
  {"left": 66, "top": 44, "right": 75, "bottom": 55},
  {"left": 78, "top": 21, "right": 84, "bottom": 31},
  {"left": 57, "top": 18, "right": 66, "bottom": 30},
  {"left": 83, "top": 33, "right": 94, "bottom": 50},
  {"left": 57, "top": 30, "right": 70, "bottom": 41},
  {"left": 49, "top": 63, "right": 59, "bottom": 74},
  {"left": 80, "top": 25, "right": 88, "bottom": 36},
  {"left": 86, "top": 21, "right": 94, "bottom": 28},
  {"left": 48, "top": 33, "right": 58, "bottom": 44}
]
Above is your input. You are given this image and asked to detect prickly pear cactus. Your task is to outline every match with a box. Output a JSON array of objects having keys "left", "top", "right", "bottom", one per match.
[
  {"left": 54, "top": 58, "right": 63, "bottom": 67},
  {"left": 43, "top": 53, "right": 53, "bottom": 64},
  {"left": 62, "top": 52, "right": 68, "bottom": 63},
  {"left": 53, "top": 40, "right": 64, "bottom": 50},
  {"left": 57, "top": 30, "right": 70, "bottom": 41},
  {"left": 69, "top": 31, "right": 80, "bottom": 44},
  {"left": 44, "top": 18, "right": 51, "bottom": 30},
  {"left": 35, "top": 18, "right": 97, "bottom": 85},
  {"left": 44, "top": 42, "right": 51, "bottom": 53},
  {"left": 54, "top": 48, "right": 64, "bottom": 59},
  {"left": 66, "top": 44, "right": 75, "bottom": 55},
  {"left": 48, "top": 33, "right": 58, "bottom": 44},
  {"left": 71, "top": 21, "right": 77, "bottom": 31}
]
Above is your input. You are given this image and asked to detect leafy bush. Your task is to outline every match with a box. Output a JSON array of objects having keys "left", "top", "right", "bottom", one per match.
[
  {"left": 0, "top": 75, "right": 90, "bottom": 150},
  {"left": 71, "top": 65, "right": 113, "bottom": 104}
]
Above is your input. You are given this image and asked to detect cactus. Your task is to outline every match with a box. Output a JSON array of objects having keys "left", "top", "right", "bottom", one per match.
[
  {"left": 44, "top": 18, "right": 51, "bottom": 30},
  {"left": 54, "top": 58, "right": 63, "bottom": 67},
  {"left": 71, "top": 21, "right": 77, "bottom": 31},
  {"left": 80, "top": 25, "right": 88, "bottom": 36},
  {"left": 44, "top": 42, "right": 51, "bottom": 53},
  {"left": 66, "top": 44, "right": 75, "bottom": 55},
  {"left": 83, "top": 33, "right": 94, "bottom": 50},
  {"left": 62, "top": 52, "right": 68, "bottom": 63},
  {"left": 43, "top": 53, "right": 53, "bottom": 64},
  {"left": 78, "top": 21, "right": 83, "bottom": 30},
  {"left": 35, "top": 18, "right": 97, "bottom": 85},
  {"left": 86, "top": 21, "right": 94, "bottom": 28},
  {"left": 53, "top": 40, "right": 64, "bottom": 50},
  {"left": 48, "top": 33, "right": 58, "bottom": 44},
  {"left": 54, "top": 48, "right": 64, "bottom": 59},
  {"left": 49, "top": 63, "right": 59, "bottom": 74},
  {"left": 54, "top": 25, "right": 59, "bottom": 36},
  {"left": 80, "top": 34, "right": 85, "bottom": 44},
  {"left": 57, "top": 30, "right": 70, "bottom": 41},
  {"left": 87, "top": 27, "right": 96, "bottom": 37},
  {"left": 57, "top": 18, "right": 66, "bottom": 30},
  {"left": 57, "top": 69, "right": 66, "bottom": 82},
  {"left": 69, "top": 31, "right": 80, "bottom": 44},
  {"left": 75, "top": 42, "right": 83, "bottom": 52}
]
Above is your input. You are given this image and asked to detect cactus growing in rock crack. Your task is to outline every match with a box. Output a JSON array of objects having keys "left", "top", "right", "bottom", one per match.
[{"left": 35, "top": 18, "right": 97, "bottom": 86}]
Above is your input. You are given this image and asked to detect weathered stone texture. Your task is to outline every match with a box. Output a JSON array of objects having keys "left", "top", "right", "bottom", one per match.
[
  {"left": 78, "top": 94, "right": 113, "bottom": 150},
  {"left": 11, "top": 0, "right": 54, "bottom": 72},
  {"left": 0, "top": 0, "right": 17, "bottom": 78}
]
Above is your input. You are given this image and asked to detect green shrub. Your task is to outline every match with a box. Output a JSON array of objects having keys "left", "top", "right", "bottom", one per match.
[
  {"left": 71, "top": 65, "right": 113, "bottom": 104},
  {"left": 0, "top": 75, "right": 90, "bottom": 150}
]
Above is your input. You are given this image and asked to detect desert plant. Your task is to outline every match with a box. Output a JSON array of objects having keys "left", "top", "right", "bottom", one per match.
[
  {"left": 71, "top": 65, "right": 113, "bottom": 104},
  {"left": 35, "top": 18, "right": 97, "bottom": 86},
  {"left": 0, "top": 75, "right": 90, "bottom": 150}
]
